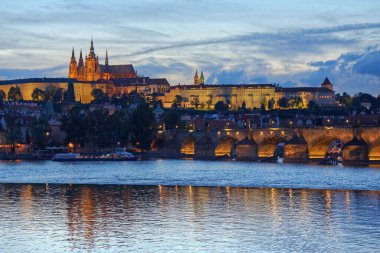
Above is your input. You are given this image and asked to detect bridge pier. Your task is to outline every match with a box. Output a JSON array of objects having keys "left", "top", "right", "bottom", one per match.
[
  {"left": 343, "top": 137, "right": 369, "bottom": 164},
  {"left": 235, "top": 138, "right": 258, "bottom": 161},
  {"left": 194, "top": 135, "right": 215, "bottom": 160},
  {"left": 284, "top": 136, "right": 309, "bottom": 163}
]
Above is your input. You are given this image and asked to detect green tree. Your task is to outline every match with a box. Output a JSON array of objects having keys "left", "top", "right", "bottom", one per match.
[
  {"left": 205, "top": 97, "right": 213, "bottom": 110},
  {"left": 130, "top": 101, "right": 156, "bottom": 150},
  {"left": 164, "top": 109, "right": 181, "bottom": 130},
  {"left": 308, "top": 101, "right": 320, "bottom": 112},
  {"left": 0, "top": 90, "right": 6, "bottom": 108},
  {"left": 289, "top": 96, "right": 303, "bottom": 109},
  {"left": 45, "top": 85, "right": 63, "bottom": 103},
  {"left": 241, "top": 101, "right": 246, "bottom": 110},
  {"left": 29, "top": 115, "right": 50, "bottom": 149},
  {"left": 61, "top": 106, "right": 89, "bottom": 150},
  {"left": 214, "top": 101, "right": 228, "bottom": 112},
  {"left": 260, "top": 98, "right": 267, "bottom": 110},
  {"left": 190, "top": 96, "right": 200, "bottom": 109},
  {"left": 87, "top": 108, "right": 112, "bottom": 150},
  {"left": 8, "top": 86, "right": 23, "bottom": 101},
  {"left": 278, "top": 97, "right": 289, "bottom": 108},
  {"left": 31, "top": 88, "right": 45, "bottom": 102},
  {"left": 268, "top": 98, "right": 275, "bottom": 110},
  {"left": 91, "top": 88, "right": 108, "bottom": 104},
  {"left": 108, "top": 110, "right": 130, "bottom": 146},
  {"left": 172, "top": 95, "right": 183, "bottom": 108},
  {"left": 351, "top": 92, "right": 377, "bottom": 109},
  {"left": 4, "top": 113, "right": 22, "bottom": 153}
]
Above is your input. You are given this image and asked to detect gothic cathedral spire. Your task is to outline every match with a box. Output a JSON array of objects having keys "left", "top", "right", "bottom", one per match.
[
  {"left": 68, "top": 48, "right": 78, "bottom": 79},
  {"left": 105, "top": 49, "right": 109, "bottom": 66},
  {"left": 200, "top": 71, "right": 205, "bottom": 85},
  {"left": 194, "top": 70, "right": 199, "bottom": 85}
]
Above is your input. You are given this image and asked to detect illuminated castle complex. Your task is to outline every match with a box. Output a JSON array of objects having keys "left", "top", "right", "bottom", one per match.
[
  {"left": 69, "top": 39, "right": 137, "bottom": 81},
  {"left": 0, "top": 39, "right": 335, "bottom": 108}
]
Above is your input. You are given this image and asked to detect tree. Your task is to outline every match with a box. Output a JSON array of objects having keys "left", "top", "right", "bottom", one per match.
[
  {"left": 29, "top": 115, "right": 50, "bottom": 149},
  {"left": 214, "top": 101, "right": 228, "bottom": 111},
  {"left": 8, "top": 86, "right": 23, "bottom": 101},
  {"left": 241, "top": 101, "right": 246, "bottom": 111},
  {"left": 351, "top": 93, "right": 377, "bottom": 109},
  {"left": 87, "top": 108, "right": 112, "bottom": 150},
  {"left": 130, "top": 101, "right": 156, "bottom": 150},
  {"left": 206, "top": 97, "right": 213, "bottom": 110},
  {"left": 4, "top": 113, "right": 22, "bottom": 153},
  {"left": 91, "top": 88, "right": 108, "bottom": 104},
  {"left": 45, "top": 85, "right": 63, "bottom": 103},
  {"left": 278, "top": 97, "right": 289, "bottom": 109},
  {"left": 190, "top": 96, "right": 200, "bottom": 109},
  {"left": 31, "top": 88, "right": 45, "bottom": 102},
  {"left": 308, "top": 101, "right": 320, "bottom": 112},
  {"left": 0, "top": 90, "right": 6, "bottom": 101},
  {"left": 289, "top": 96, "right": 303, "bottom": 109},
  {"left": 172, "top": 95, "right": 183, "bottom": 108},
  {"left": 268, "top": 98, "right": 275, "bottom": 110},
  {"left": 0, "top": 90, "right": 6, "bottom": 108},
  {"left": 260, "top": 98, "right": 267, "bottom": 110},
  {"left": 164, "top": 109, "right": 181, "bottom": 130},
  {"left": 108, "top": 110, "right": 130, "bottom": 146},
  {"left": 61, "top": 106, "right": 89, "bottom": 150}
]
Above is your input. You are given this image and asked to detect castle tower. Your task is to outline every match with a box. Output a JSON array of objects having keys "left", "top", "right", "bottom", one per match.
[
  {"left": 68, "top": 48, "right": 78, "bottom": 79},
  {"left": 200, "top": 71, "right": 205, "bottom": 85},
  {"left": 321, "top": 77, "right": 333, "bottom": 91},
  {"left": 102, "top": 49, "right": 111, "bottom": 80},
  {"left": 77, "top": 49, "right": 85, "bottom": 81},
  {"left": 84, "top": 39, "right": 101, "bottom": 81},
  {"left": 194, "top": 70, "right": 199, "bottom": 85}
]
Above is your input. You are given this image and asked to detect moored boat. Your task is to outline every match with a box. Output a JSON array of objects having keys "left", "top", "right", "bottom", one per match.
[{"left": 52, "top": 151, "right": 137, "bottom": 161}]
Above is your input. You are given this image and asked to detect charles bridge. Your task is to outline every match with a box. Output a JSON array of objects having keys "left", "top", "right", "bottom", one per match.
[{"left": 155, "top": 127, "right": 380, "bottom": 163}]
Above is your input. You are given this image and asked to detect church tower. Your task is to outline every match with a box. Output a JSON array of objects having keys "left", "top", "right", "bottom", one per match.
[
  {"left": 321, "top": 77, "right": 333, "bottom": 91},
  {"left": 68, "top": 48, "right": 78, "bottom": 79},
  {"left": 84, "top": 39, "right": 101, "bottom": 81},
  {"left": 200, "top": 71, "right": 205, "bottom": 85},
  {"left": 102, "top": 49, "right": 111, "bottom": 80},
  {"left": 77, "top": 49, "right": 85, "bottom": 81},
  {"left": 194, "top": 70, "right": 199, "bottom": 85}
]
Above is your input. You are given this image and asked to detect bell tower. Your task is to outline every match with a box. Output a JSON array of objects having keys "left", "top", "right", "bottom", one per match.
[
  {"left": 84, "top": 39, "right": 101, "bottom": 81},
  {"left": 321, "top": 77, "right": 333, "bottom": 91},
  {"left": 194, "top": 70, "right": 199, "bottom": 85},
  {"left": 68, "top": 48, "right": 78, "bottom": 79}
]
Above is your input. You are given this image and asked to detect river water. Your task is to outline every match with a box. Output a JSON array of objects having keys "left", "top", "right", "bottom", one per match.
[{"left": 1, "top": 160, "right": 380, "bottom": 252}]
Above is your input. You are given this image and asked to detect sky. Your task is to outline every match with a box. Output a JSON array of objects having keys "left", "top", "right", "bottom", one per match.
[{"left": 0, "top": 0, "right": 380, "bottom": 94}]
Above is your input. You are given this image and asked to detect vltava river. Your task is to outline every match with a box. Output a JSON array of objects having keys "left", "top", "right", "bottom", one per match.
[{"left": 1, "top": 160, "right": 380, "bottom": 252}]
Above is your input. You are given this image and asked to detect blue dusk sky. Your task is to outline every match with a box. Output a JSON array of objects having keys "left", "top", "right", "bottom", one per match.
[{"left": 1, "top": 0, "right": 380, "bottom": 94}]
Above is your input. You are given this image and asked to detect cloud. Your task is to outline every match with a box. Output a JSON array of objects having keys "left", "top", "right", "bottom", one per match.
[
  {"left": 125, "top": 22, "right": 380, "bottom": 57},
  {"left": 203, "top": 46, "right": 380, "bottom": 95},
  {"left": 0, "top": 65, "right": 66, "bottom": 80}
]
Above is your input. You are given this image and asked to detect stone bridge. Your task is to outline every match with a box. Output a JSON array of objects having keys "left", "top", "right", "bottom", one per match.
[{"left": 155, "top": 127, "right": 380, "bottom": 163}]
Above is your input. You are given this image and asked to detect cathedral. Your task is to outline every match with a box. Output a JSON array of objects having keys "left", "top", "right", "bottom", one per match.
[{"left": 69, "top": 39, "right": 137, "bottom": 81}]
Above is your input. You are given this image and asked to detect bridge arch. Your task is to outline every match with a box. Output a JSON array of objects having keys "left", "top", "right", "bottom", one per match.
[
  {"left": 368, "top": 139, "right": 380, "bottom": 161},
  {"left": 258, "top": 136, "right": 287, "bottom": 158},
  {"left": 180, "top": 134, "right": 196, "bottom": 155},
  {"left": 215, "top": 136, "right": 238, "bottom": 157},
  {"left": 308, "top": 136, "right": 343, "bottom": 159}
]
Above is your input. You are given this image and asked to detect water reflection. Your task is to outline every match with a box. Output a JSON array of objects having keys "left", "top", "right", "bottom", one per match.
[{"left": 1, "top": 184, "right": 380, "bottom": 252}]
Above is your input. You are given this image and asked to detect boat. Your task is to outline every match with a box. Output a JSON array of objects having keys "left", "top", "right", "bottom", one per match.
[{"left": 52, "top": 151, "right": 137, "bottom": 161}]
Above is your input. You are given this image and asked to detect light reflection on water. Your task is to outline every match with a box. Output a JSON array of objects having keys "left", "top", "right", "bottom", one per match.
[{"left": 1, "top": 184, "right": 380, "bottom": 252}]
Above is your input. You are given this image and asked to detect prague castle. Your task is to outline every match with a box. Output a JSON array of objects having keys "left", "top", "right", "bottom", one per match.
[
  {"left": 0, "top": 39, "right": 335, "bottom": 108},
  {"left": 68, "top": 39, "right": 137, "bottom": 81}
]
